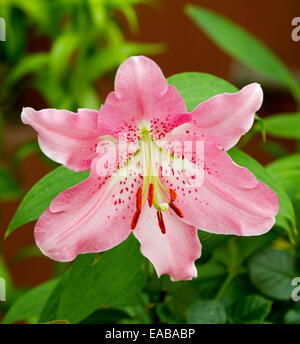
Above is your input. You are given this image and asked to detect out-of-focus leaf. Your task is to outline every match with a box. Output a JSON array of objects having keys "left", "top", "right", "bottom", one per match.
[
  {"left": 56, "top": 235, "right": 144, "bottom": 323},
  {"left": 87, "top": 0, "right": 107, "bottom": 29},
  {"left": 196, "top": 262, "right": 227, "bottom": 280},
  {"left": 187, "top": 300, "right": 227, "bottom": 324},
  {"left": 230, "top": 295, "right": 272, "bottom": 324},
  {"left": 12, "top": 141, "right": 41, "bottom": 169},
  {"left": 0, "top": 165, "right": 22, "bottom": 200},
  {"left": 260, "top": 141, "right": 289, "bottom": 159},
  {"left": 185, "top": 5, "right": 300, "bottom": 102},
  {"left": 229, "top": 149, "right": 296, "bottom": 235},
  {"left": 168, "top": 72, "right": 238, "bottom": 111},
  {"left": 121, "top": 5, "right": 139, "bottom": 32},
  {"left": 6, "top": 166, "right": 89, "bottom": 238},
  {"left": 284, "top": 310, "right": 300, "bottom": 324},
  {"left": 76, "top": 85, "right": 101, "bottom": 109},
  {"left": 49, "top": 32, "right": 79, "bottom": 80},
  {"left": 7, "top": 53, "right": 48, "bottom": 86},
  {"left": 249, "top": 249, "right": 298, "bottom": 301},
  {"left": 9, "top": 245, "right": 43, "bottom": 264},
  {"left": 262, "top": 113, "right": 300, "bottom": 140},
  {"left": 0, "top": 255, "right": 12, "bottom": 290},
  {"left": 267, "top": 154, "right": 300, "bottom": 200},
  {"left": 1, "top": 278, "right": 59, "bottom": 324},
  {"left": 12, "top": 0, "right": 50, "bottom": 27},
  {"left": 86, "top": 42, "right": 165, "bottom": 82}
]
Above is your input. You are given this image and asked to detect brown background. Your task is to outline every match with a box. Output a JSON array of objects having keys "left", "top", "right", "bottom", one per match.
[{"left": 1, "top": 0, "right": 300, "bottom": 288}]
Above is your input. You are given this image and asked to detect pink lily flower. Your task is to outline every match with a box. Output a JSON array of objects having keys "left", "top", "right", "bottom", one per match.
[{"left": 21, "top": 56, "right": 279, "bottom": 281}]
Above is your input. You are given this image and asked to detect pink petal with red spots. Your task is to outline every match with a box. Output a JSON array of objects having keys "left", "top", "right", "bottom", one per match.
[
  {"left": 21, "top": 107, "right": 100, "bottom": 172},
  {"left": 98, "top": 56, "right": 189, "bottom": 141},
  {"left": 133, "top": 207, "right": 201, "bottom": 281},
  {"left": 158, "top": 135, "right": 278, "bottom": 236},
  {"left": 34, "top": 157, "right": 143, "bottom": 262}
]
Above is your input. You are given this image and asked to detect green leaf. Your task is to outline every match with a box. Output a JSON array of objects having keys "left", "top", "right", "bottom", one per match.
[
  {"left": 49, "top": 32, "right": 79, "bottom": 80},
  {"left": 6, "top": 166, "right": 89, "bottom": 238},
  {"left": 0, "top": 165, "right": 22, "bottom": 200},
  {"left": 12, "top": 0, "right": 50, "bottom": 27},
  {"left": 1, "top": 279, "right": 59, "bottom": 324},
  {"left": 7, "top": 53, "right": 48, "bottom": 86},
  {"left": 185, "top": 5, "right": 300, "bottom": 102},
  {"left": 80, "top": 309, "right": 130, "bottom": 324},
  {"left": 86, "top": 42, "right": 165, "bottom": 83},
  {"left": 284, "top": 310, "right": 300, "bottom": 324},
  {"left": 229, "top": 149, "right": 296, "bottom": 234},
  {"left": 168, "top": 72, "right": 238, "bottom": 112},
  {"left": 196, "top": 262, "right": 227, "bottom": 280},
  {"left": 187, "top": 300, "right": 227, "bottom": 324},
  {"left": 249, "top": 248, "right": 298, "bottom": 301},
  {"left": 39, "top": 270, "right": 71, "bottom": 323},
  {"left": 230, "top": 295, "right": 272, "bottom": 324},
  {"left": 267, "top": 154, "right": 300, "bottom": 200},
  {"left": 262, "top": 113, "right": 300, "bottom": 140},
  {"left": 56, "top": 235, "right": 144, "bottom": 323}
]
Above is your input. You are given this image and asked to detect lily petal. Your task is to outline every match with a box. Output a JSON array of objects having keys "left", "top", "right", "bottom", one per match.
[
  {"left": 99, "top": 56, "right": 188, "bottom": 141},
  {"left": 185, "top": 83, "right": 263, "bottom": 150},
  {"left": 34, "top": 157, "right": 143, "bottom": 261},
  {"left": 21, "top": 107, "right": 100, "bottom": 172},
  {"left": 133, "top": 207, "right": 201, "bottom": 281},
  {"left": 159, "top": 136, "right": 278, "bottom": 236}
]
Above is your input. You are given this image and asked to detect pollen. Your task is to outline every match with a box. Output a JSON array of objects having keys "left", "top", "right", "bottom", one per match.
[
  {"left": 131, "top": 210, "right": 141, "bottom": 230},
  {"left": 169, "top": 202, "right": 184, "bottom": 218},
  {"left": 157, "top": 211, "right": 166, "bottom": 234},
  {"left": 169, "top": 188, "right": 177, "bottom": 202},
  {"left": 148, "top": 183, "right": 154, "bottom": 207}
]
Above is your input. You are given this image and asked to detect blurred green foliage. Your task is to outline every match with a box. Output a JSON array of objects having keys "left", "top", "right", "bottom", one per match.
[{"left": 0, "top": 0, "right": 163, "bottom": 113}]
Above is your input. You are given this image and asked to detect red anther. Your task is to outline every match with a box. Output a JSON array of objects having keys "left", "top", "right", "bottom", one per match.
[
  {"left": 131, "top": 210, "right": 141, "bottom": 230},
  {"left": 169, "top": 188, "right": 177, "bottom": 202},
  {"left": 136, "top": 187, "right": 142, "bottom": 211},
  {"left": 157, "top": 211, "right": 166, "bottom": 234},
  {"left": 148, "top": 183, "right": 154, "bottom": 207},
  {"left": 169, "top": 202, "right": 184, "bottom": 218}
]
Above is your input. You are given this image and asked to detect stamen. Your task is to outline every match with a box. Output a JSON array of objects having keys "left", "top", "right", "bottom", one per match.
[
  {"left": 157, "top": 211, "right": 166, "bottom": 234},
  {"left": 136, "top": 187, "right": 142, "bottom": 211},
  {"left": 131, "top": 210, "right": 141, "bottom": 230},
  {"left": 169, "top": 202, "right": 184, "bottom": 218},
  {"left": 148, "top": 183, "right": 154, "bottom": 207},
  {"left": 169, "top": 188, "right": 177, "bottom": 202}
]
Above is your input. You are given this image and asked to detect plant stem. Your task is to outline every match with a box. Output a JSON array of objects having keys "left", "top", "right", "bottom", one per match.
[{"left": 214, "top": 271, "right": 236, "bottom": 302}]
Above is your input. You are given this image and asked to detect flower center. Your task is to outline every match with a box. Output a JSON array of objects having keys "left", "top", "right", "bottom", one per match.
[{"left": 130, "top": 127, "right": 184, "bottom": 234}]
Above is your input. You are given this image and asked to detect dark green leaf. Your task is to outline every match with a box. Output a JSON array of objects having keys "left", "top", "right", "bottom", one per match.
[
  {"left": 80, "top": 309, "right": 130, "bottom": 324},
  {"left": 187, "top": 300, "right": 227, "bottom": 324},
  {"left": 2, "top": 279, "right": 59, "bottom": 324},
  {"left": 284, "top": 309, "right": 300, "bottom": 324},
  {"left": 249, "top": 249, "right": 297, "bottom": 300},
  {"left": 56, "top": 235, "right": 144, "bottom": 323},
  {"left": 230, "top": 295, "right": 272, "bottom": 323}
]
